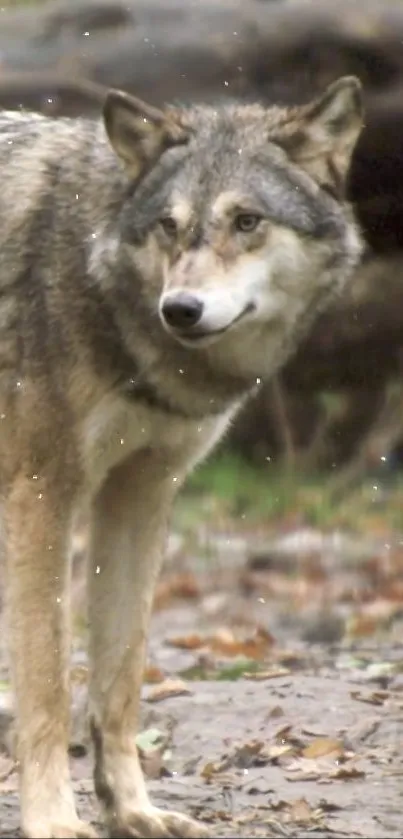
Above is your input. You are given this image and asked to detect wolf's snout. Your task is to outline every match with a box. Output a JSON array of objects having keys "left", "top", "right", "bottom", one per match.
[{"left": 161, "top": 292, "right": 204, "bottom": 330}]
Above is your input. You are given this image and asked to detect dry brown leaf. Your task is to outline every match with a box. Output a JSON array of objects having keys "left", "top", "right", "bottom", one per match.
[
  {"left": 233, "top": 739, "right": 264, "bottom": 768},
  {"left": 243, "top": 667, "right": 290, "bottom": 681},
  {"left": 350, "top": 689, "right": 389, "bottom": 706},
  {"left": 146, "top": 678, "right": 192, "bottom": 703},
  {"left": 166, "top": 634, "right": 205, "bottom": 651},
  {"left": 329, "top": 763, "right": 366, "bottom": 780},
  {"left": 286, "top": 755, "right": 365, "bottom": 783},
  {"left": 268, "top": 743, "right": 296, "bottom": 760},
  {"left": 267, "top": 705, "right": 285, "bottom": 719},
  {"left": 211, "top": 626, "right": 275, "bottom": 660},
  {"left": 346, "top": 614, "right": 384, "bottom": 639},
  {"left": 275, "top": 723, "right": 293, "bottom": 742},
  {"left": 285, "top": 759, "right": 321, "bottom": 782},
  {"left": 302, "top": 738, "right": 344, "bottom": 760},
  {"left": 143, "top": 665, "right": 165, "bottom": 684},
  {"left": 289, "top": 797, "right": 316, "bottom": 824},
  {"left": 200, "top": 759, "right": 234, "bottom": 783},
  {"left": 166, "top": 625, "right": 275, "bottom": 661},
  {"left": 201, "top": 761, "right": 217, "bottom": 781},
  {"left": 154, "top": 572, "right": 200, "bottom": 610}
]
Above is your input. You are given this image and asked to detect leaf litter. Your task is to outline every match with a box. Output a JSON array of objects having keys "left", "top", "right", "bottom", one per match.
[{"left": 2, "top": 508, "right": 403, "bottom": 835}]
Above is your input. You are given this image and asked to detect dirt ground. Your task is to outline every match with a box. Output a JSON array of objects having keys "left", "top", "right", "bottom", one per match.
[{"left": 0, "top": 494, "right": 402, "bottom": 838}]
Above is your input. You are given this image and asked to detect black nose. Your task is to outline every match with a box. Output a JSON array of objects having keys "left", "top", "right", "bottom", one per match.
[{"left": 161, "top": 293, "right": 204, "bottom": 330}]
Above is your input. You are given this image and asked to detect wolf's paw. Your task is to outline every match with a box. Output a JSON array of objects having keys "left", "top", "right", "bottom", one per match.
[
  {"left": 23, "top": 812, "right": 98, "bottom": 839},
  {"left": 108, "top": 807, "right": 210, "bottom": 838}
]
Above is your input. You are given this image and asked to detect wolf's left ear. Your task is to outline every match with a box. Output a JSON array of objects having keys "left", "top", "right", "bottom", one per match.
[
  {"left": 103, "top": 89, "right": 189, "bottom": 177},
  {"left": 282, "top": 76, "right": 364, "bottom": 197}
]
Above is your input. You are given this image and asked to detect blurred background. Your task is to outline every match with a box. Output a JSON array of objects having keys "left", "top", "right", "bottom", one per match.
[{"left": 0, "top": 4, "right": 403, "bottom": 835}]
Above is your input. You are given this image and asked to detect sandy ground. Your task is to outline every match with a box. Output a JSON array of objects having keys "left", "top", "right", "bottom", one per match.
[{"left": 0, "top": 517, "right": 402, "bottom": 837}]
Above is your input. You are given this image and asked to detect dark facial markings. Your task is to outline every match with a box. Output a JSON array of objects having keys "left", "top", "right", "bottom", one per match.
[{"left": 118, "top": 111, "right": 345, "bottom": 251}]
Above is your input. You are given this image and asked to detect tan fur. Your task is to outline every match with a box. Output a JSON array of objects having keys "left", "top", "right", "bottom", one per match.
[{"left": 0, "top": 77, "right": 364, "bottom": 837}]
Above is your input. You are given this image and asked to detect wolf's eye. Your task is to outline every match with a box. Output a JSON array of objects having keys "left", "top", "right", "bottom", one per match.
[
  {"left": 234, "top": 213, "right": 262, "bottom": 233},
  {"left": 159, "top": 217, "right": 178, "bottom": 237}
]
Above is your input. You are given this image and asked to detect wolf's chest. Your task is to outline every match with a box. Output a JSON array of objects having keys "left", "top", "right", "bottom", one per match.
[
  {"left": 80, "top": 392, "right": 228, "bottom": 495},
  {"left": 81, "top": 395, "right": 185, "bottom": 491}
]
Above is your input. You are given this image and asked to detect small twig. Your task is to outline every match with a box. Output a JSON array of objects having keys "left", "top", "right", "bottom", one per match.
[{"left": 268, "top": 375, "right": 296, "bottom": 469}]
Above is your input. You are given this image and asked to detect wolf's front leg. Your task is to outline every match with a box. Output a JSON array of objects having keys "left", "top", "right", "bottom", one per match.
[
  {"left": 5, "top": 473, "right": 96, "bottom": 839},
  {"left": 88, "top": 449, "right": 209, "bottom": 838}
]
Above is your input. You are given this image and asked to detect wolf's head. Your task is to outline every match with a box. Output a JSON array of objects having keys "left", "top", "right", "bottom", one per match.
[{"left": 102, "top": 78, "right": 364, "bottom": 375}]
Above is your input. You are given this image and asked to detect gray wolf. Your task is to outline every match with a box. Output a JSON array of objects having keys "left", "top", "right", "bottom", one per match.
[{"left": 0, "top": 76, "right": 363, "bottom": 837}]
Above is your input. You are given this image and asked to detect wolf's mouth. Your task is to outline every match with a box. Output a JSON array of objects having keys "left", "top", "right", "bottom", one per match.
[{"left": 173, "top": 301, "right": 255, "bottom": 344}]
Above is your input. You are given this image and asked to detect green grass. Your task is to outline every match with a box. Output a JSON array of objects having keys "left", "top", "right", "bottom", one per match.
[
  {"left": 176, "top": 449, "right": 403, "bottom": 535},
  {"left": 179, "top": 657, "right": 263, "bottom": 682}
]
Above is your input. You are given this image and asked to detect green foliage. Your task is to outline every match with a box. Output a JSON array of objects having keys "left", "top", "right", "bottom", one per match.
[{"left": 179, "top": 450, "right": 403, "bottom": 534}]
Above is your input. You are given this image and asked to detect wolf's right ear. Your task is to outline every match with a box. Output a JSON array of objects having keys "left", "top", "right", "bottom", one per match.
[
  {"left": 278, "top": 76, "right": 364, "bottom": 198},
  {"left": 103, "top": 90, "right": 189, "bottom": 176}
]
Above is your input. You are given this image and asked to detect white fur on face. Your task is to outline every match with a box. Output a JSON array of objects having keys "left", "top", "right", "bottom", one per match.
[{"left": 159, "top": 227, "right": 323, "bottom": 344}]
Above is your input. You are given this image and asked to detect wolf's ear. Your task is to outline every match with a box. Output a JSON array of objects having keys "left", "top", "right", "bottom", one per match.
[
  {"left": 281, "top": 76, "right": 364, "bottom": 197},
  {"left": 103, "top": 90, "right": 189, "bottom": 176}
]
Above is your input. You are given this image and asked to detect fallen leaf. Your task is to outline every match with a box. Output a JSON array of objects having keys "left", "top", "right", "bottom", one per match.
[
  {"left": 329, "top": 764, "right": 366, "bottom": 780},
  {"left": 346, "top": 717, "right": 380, "bottom": 749},
  {"left": 275, "top": 724, "right": 293, "bottom": 742},
  {"left": 154, "top": 572, "right": 200, "bottom": 610},
  {"left": 166, "top": 624, "right": 275, "bottom": 662},
  {"left": 302, "top": 738, "right": 344, "bottom": 760},
  {"left": 136, "top": 727, "right": 170, "bottom": 779},
  {"left": 268, "top": 743, "right": 296, "bottom": 761},
  {"left": 266, "top": 705, "right": 285, "bottom": 719},
  {"left": 200, "top": 759, "right": 233, "bottom": 782},
  {"left": 143, "top": 665, "right": 165, "bottom": 684},
  {"left": 212, "top": 625, "right": 275, "bottom": 660},
  {"left": 289, "top": 797, "right": 316, "bottom": 824},
  {"left": 285, "top": 755, "right": 365, "bottom": 783},
  {"left": 166, "top": 634, "right": 205, "bottom": 651},
  {"left": 135, "top": 727, "right": 168, "bottom": 753},
  {"left": 350, "top": 689, "right": 389, "bottom": 706},
  {"left": 233, "top": 740, "right": 264, "bottom": 768},
  {"left": 243, "top": 668, "right": 290, "bottom": 680},
  {"left": 146, "top": 678, "right": 192, "bottom": 703}
]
